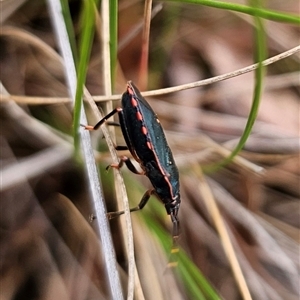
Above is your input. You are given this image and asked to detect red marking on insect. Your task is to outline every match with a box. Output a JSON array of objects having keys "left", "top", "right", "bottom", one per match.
[
  {"left": 136, "top": 111, "right": 143, "bottom": 121},
  {"left": 147, "top": 141, "right": 152, "bottom": 150},
  {"left": 131, "top": 97, "right": 138, "bottom": 107},
  {"left": 141, "top": 126, "right": 148, "bottom": 135}
]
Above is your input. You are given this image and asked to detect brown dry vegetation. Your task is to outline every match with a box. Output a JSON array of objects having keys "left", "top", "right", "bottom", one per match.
[{"left": 1, "top": 1, "right": 299, "bottom": 300}]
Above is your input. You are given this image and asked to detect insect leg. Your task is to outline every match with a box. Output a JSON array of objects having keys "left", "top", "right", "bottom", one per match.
[
  {"left": 107, "top": 189, "right": 154, "bottom": 219},
  {"left": 106, "top": 121, "right": 121, "bottom": 127},
  {"left": 107, "top": 156, "right": 145, "bottom": 175},
  {"left": 115, "top": 146, "right": 128, "bottom": 151},
  {"left": 81, "top": 108, "right": 122, "bottom": 130},
  {"left": 129, "top": 189, "right": 154, "bottom": 211}
]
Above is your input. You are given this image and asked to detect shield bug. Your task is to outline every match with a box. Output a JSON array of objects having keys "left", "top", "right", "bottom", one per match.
[{"left": 83, "top": 81, "right": 180, "bottom": 242}]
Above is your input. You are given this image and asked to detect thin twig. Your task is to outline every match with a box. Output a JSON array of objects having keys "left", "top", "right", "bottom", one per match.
[
  {"left": 2, "top": 44, "right": 298, "bottom": 104},
  {"left": 98, "top": 44, "right": 300, "bottom": 99}
]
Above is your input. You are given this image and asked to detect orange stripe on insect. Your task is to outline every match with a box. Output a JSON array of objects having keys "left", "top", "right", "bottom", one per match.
[
  {"left": 141, "top": 126, "right": 148, "bottom": 135},
  {"left": 131, "top": 97, "right": 138, "bottom": 107},
  {"left": 136, "top": 111, "right": 143, "bottom": 121},
  {"left": 147, "top": 141, "right": 152, "bottom": 150}
]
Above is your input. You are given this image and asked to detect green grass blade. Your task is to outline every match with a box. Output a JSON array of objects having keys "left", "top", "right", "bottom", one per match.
[
  {"left": 178, "top": 250, "right": 220, "bottom": 300},
  {"left": 60, "top": 0, "right": 78, "bottom": 65},
  {"left": 148, "top": 218, "right": 221, "bottom": 299},
  {"left": 204, "top": 1, "right": 267, "bottom": 173},
  {"left": 166, "top": 0, "right": 300, "bottom": 24},
  {"left": 109, "top": 0, "right": 118, "bottom": 88},
  {"left": 73, "top": 0, "right": 99, "bottom": 154}
]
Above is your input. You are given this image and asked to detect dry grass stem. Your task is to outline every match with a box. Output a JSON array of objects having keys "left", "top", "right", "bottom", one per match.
[
  {"left": 2, "top": 45, "right": 298, "bottom": 105},
  {"left": 194, "top": 166, "right": 253, "bottom": 300}
]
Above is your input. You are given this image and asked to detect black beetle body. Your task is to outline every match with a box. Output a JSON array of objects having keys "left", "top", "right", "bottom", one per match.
[{"left": 84, "top": 81, "right": 180, "bottom": 239}]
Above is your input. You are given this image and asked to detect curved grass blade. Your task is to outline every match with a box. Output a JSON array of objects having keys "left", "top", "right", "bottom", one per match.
[
  {"left": 73, "top": 0, "right": 99, "bottom": 154},
  {"left": 109, "top": 0, "right": 118, "bottom": 87},
  {"left": 167, "top": 0, "right": 300, "bottom": 24},
  {"left": 204, "top": 0, "right": 267, "bottom": 173}
]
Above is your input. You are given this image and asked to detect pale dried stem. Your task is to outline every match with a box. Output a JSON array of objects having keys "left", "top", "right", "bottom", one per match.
[
  {"left": 194, "top": 166, "right": 253, "bottom": 300},
  {"left": 1, "top": 45, "right": 299, "bottom": 104}
]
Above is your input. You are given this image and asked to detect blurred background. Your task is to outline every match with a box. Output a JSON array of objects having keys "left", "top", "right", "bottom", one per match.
[{"left": 1, "top": 0, "right": 299, "bottom": 299}]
